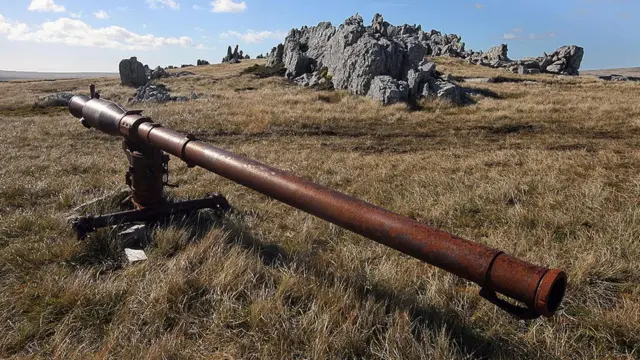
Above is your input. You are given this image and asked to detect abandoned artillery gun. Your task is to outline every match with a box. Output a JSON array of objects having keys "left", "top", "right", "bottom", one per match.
[{"left": 67, "top": 85, "right": 566, "bottom": 319}]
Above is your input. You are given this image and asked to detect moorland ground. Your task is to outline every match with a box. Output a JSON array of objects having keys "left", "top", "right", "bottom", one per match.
[{"left": 0, "top": 59, "right": 639, "bottom": 359}]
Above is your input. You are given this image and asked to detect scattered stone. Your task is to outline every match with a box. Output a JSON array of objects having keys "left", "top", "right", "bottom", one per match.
[
  {"left": 197, "top": 59, "right": 210, "bottom": 66},
  {"left": 293, "top": 71, "right": 331, "bottom": 87},
  {"left": 598, "top": 74, "right": 640, "bottom": 82},
  {"left": 174, "top": 71, "right": 196, "bottom": 77},
  {"left": 518, "top": 66, "right": 541, "bottom": 75},
  {"left": 119, "top": 57, "right": 147, "bottom": 87},
  {"left": 130, "top": 84, "right": 199, "bottom": 103},
  {"left": 34, "top": 92, "right": 74, "bottom": 107},
  {"left": 124, "top": 248, "right": 148, "bottom": 263},
  {"left": 180, "top": 64, "right": 194, "bottom": 68}
]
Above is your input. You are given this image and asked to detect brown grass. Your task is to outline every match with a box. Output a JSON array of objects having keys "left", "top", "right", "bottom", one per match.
[{"left": 1, "top": 58, "right": 639, "bottom": 359}]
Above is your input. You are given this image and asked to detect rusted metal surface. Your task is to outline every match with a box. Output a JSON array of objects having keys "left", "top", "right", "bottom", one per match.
[
  {"left": 68, "top": 92, "right": 567, "bottom": 318},
  {"left": 123, "top": 140, "right": 166, "bottom": 209}
]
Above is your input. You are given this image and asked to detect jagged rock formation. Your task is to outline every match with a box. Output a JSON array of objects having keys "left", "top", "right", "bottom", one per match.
[
  {"left": 119, "top": 57, "right": 147, "bottom": 87},
  {"left": 266, "top": 13, "right": 464, "bottom": 104},
  {"left": 467, "top": 44, "right": 584, "bottom": 75},
  {"left": 222, "top": 45, "right": 249, "bottom": 63},
  {"left": 129, "top": 84, "right": 199, "bottom": 103},
  {"left": 466, "top": 44, "right": 510, "bottom": 68},
  {"left": 267, "top": 13, "right": 584, "bottom": 87},
  {"left": 256, "top": 54, "right": 265, "bottom": 59},
  {"left": 266, "top": 44, "right": 284, "bottom": 67},
  {"left": 197, "top": 59, "right": 210, "bottom": 66}
]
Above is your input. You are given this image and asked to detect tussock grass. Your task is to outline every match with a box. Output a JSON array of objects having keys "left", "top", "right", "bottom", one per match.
[{"left": 0, "top": 59, "right": 639, "bottom": 359}]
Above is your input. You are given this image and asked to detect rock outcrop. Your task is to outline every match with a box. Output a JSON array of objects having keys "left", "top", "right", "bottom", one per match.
[
  {"left": 222, "top": 45, "right": 249, "bottom": 63},
  {"left": 468, "top": 45, "right": 585, "bottom": 75},
  {"left": 266, "top": 44, "right": 284, "bottom": 67},
  {"left": 466, "top": 44, "right": 510, "bottom": 68},
  {"left": 119, "top": 57, "right": 147, "bottom": 87},
  {"left": 197, "top": 59, "right": 210, "bottom": 66},
  {"left": 267, "top": 13, "right": 464, "bottom": 104}
]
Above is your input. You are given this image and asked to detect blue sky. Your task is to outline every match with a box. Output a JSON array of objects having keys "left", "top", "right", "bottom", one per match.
[{"left": 0, "top": 0, "right": 637, "bottom": 72}]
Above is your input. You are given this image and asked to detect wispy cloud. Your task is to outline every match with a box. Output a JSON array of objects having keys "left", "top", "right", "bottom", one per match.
[
  {"left": 474, "top": 3, "right": 485, "bottom": 9},
  {"left": 146, "top": 0, "right": 181, "bottom": 10},
  {"left": 27, "top": 0, "right": 65, "bottom": 13},
  {"left": 0, "top": 13, "right": 198, "bottom": 51},
  {"left": 502, "top": 28, "right": 556, "bottom": 41},
  {"left": 220, "top": 30, "right": 286, "bottom": 43},
  {"left": 68, "top": 12, "right": 82, "bottom": 19},
  {"left": 211, "top": 0, "right": 247, "bottom": 13},
  {"left": 528, "top": 32, "right": 556, "bottom": 40},
  {"left": 94, "top": 10, "right": 110, "bottom": 20}
]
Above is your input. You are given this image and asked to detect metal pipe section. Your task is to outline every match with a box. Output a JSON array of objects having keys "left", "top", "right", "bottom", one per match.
[{"left": 69, "top": 95, "right": 567, "bottom": 318}]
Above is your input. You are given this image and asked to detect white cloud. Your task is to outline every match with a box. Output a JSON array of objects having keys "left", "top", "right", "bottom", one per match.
[
  {"left": 502, "top": 33, "right": 518, "bottom": 40},
  {"left": 193, "top": 4, "right": 204, "bottom": 10},
  {"left": 221, "top": 30, "right": 286, "bottom": 43},
  {"left": 94, "top": 10, "right": 110, "bottom": 20},
  {"left": 69, "top": 12, "right": 82, "bottom": 19},
  {"left": 28, "top": 0, "right": 66, "bottom": 13},
  {"left": 474, "top": 3, "right": 485, "bottom": 9},
  {"left": 211, "top": 0, "right": 247, "bottom": 13},
  {"left": 146, "top": 0, "right": 181, "bottom": 10},
  {"left": 0, "top": 14, "right": 31, "bottom": 37},
  {"left": 0, "top": 14, "right": 197, "bottom": 51}
]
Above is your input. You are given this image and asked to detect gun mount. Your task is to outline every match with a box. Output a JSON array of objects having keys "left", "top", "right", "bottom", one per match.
[{"left": 68, "top": 85, "right": 566, "bottom": 319}]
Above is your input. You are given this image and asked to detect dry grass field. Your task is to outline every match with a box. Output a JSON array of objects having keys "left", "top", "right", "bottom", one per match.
[{"left": 1, "top": 58, "right": 639, "bottom": 359}]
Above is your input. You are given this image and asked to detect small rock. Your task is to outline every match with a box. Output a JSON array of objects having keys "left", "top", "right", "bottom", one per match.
[
  {"left": 149, "top": 66, "right": 169, "bottom": 80},
  {"left": 124, "top": 248, "right": 148, "bottom": 263}
]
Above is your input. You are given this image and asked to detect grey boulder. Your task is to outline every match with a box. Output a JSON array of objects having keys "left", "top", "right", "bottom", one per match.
[
  {"left": 119, "top": 57, "right": 147, "bottom": 87},
  {"left": 367, "top": 75, "right": 409, "bottom": 105}
]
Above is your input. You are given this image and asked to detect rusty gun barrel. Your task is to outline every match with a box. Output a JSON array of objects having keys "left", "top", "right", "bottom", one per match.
[{"left": 69, "top": 94, "right": 566, "bottom": 318}]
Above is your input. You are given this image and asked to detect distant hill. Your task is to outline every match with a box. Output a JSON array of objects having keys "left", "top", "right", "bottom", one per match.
[
  {"left": 582, "top": 67, "right": 640, "bottom": 77},
  {"left": 0, "top": 70, "right": 118, "bottom": 81}
]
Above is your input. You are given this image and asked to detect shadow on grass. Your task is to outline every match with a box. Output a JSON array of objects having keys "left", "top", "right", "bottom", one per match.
[{"left": 217, "top": 213, "right": 537, "bottom": 360}]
